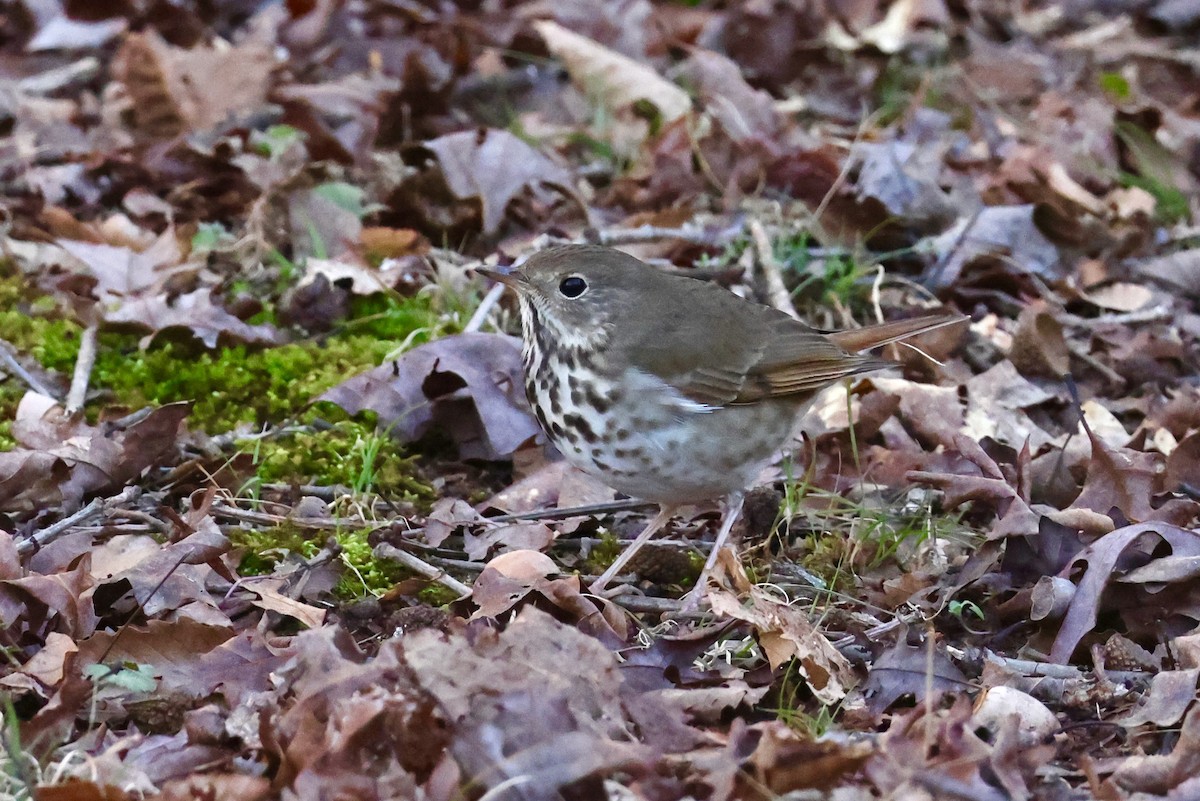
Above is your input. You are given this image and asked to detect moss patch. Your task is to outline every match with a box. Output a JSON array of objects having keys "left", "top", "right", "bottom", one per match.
[
  {"left": 0, "top": 267, "right": 455, "bottom": 430},
  {"left": 230, "top": 523, "right": 421, "bottom": 600},
  {"left": 241, "top": 421, "right": 433, "bottom": 502}
]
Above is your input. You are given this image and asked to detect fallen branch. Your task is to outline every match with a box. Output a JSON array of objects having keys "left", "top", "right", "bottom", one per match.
[
  {"left": 373, "top": 542, "right": 473, "bottom": 597},
  {"left": 749, "top": 219, "right": 799, "bottom": 319},
  {"left": 0, "top": 339, "right": 58, "bottom": 399},
  {"left": 19, "top": 486, "right": 142, "bottom": 557},
  {"left": 65, "top": 322, "right": 99, "bottom": 414}
]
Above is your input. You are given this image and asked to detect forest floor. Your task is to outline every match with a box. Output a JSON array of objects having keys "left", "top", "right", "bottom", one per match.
[{"left": 1, "top": 1, "right": 1200, "bottom": 799}]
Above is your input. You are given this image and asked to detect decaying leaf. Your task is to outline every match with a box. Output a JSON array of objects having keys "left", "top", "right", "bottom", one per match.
[
  {"left": 0, "top": 393, "right": 190, "bottom": 512},
  {"left": 535, "top": 20, "right": 691, "bottom": 122},
  {"left": 318, "top": 332, "right": 539, "bottom": 460},
  {"left": 707, "top": 551, "right": 854, "bottom": 704}
]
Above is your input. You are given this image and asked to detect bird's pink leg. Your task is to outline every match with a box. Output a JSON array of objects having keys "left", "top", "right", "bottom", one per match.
[
  {"left": 590, "top": 505, "right": 677, "bottom": 596},
  {"left": 683, "top": 491, "right": 746, "bottom": 610}
]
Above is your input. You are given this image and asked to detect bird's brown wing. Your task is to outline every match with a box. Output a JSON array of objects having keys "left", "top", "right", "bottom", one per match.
[
  {"left": 623, "top": 277, "right": 963, "bottom": 407},
  {"left": 621, "top": 279, "right": 881, "bottom": 406},
  {"left": 742, "top": 313, "right": 966, "bottom": 401},
  {"left": 730, "top": 313, "right": 891, "bottom": 402}
]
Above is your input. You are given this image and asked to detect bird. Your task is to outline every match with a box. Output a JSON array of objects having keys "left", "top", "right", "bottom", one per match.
[{"left": 479, "top": 244, "right": 965, "bottom": 601}]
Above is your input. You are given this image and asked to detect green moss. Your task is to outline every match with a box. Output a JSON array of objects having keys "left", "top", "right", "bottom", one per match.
[
  {"left": 0, "top": 267, "right": 452, "bottom": 510},
  {"left": 0, "top": 383, "right": 22, "bottom": 449},
  {"left": 0, "top": 265, "right": 452, "bottom": 433},
  {"left": 329, "top": 526, "right": 408, "bottom": 597},
  {"left": 584, "top": 529, "right": 623, "bottom": 574},
  {"left": 0, "top": 270, "right": 83, "bottom": 446},
  {"left": 243, "top": 421, "right": 433, "bottom": 502},
  {"left": 90, "top": 335, "right": 397, "bottom": 431},
  {"left": 417, "top": 583, "right": 460, "bottom": 606},
  {"left": 229, "top": 523, "right": 427, "bottom": 600}
]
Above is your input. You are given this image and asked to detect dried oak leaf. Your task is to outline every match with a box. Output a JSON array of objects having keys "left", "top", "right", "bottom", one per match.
[
  {"left": 924, "top": 205, "right": 1063, "bottom": 289},
  {"left": 471, "top": 550, "right": 628, "bottom": 641},
  {"left": 1120, "top": 667, "right": 1200, "bottom": 728},
  {"left": 77, "top": 622, "right": 285, "bottom": 705},
  {"left": 1134, "top": 248, "right": 1200, "bottom": 299},
  {"left": 0, "top": 631, "right": 77, "bottom": 699},
  {"left": 535, "top": 20, "right": 691, "bottom": 122},
  {"left": 113, "top": 30, "right": 276, "bottom": 137},
  {"left": 1049, "top": 522, "right": 1200, "bottom": 663},
  {"left": 156, "top": 774, "right": 271, "bottom": 801},
  {"left": 106, "top": 289, "right": 285, "bottom": 348},
  {"left": 265, "top": 625, "right": 446, "bottom": 794},
  {"left": 1110, "top": 702, "right": 1200, "bottom": 795},
  {"left": 53, "top": 236, "right": 283, "bottom": 346},
  {"left": 94, "top": 511, "right": 230, "bottom": 619},
  {"left": 1009, "top": 306, "right": 1070, "bottom": 379},
  {"left": 865, "top": 695, "right": 1054, "bottom": 801},
  {"left": 462, "top": 521, "right": 554, "bottom": 562},
  {"left": 860, "top": 635, "right": 971, "bottom": 717},
  {"left": 0, "top": 560, "right": 98, "bottom": 645},
  {"left": 398, "top": 128, "right": 575, "bottom": 235},
  {"left": 402, "top": 607, "right": 648, "bottom": 797},
  {"left": 1071, "top": 425, "right": 1190, "bottom": 524},
  {"left": 318, "top": 332, "right": 538, "bottom": 460},
  {"left": 707, "top": 551, "right": 854, "bottom": 705},
  {"left": 275, "top": 72, "right": 402, "bottom": 165},
  {"left": 0, "top": 394, "right": 190, "bottom": 513},
  {"left": 57, "top": 234, "right": 185, "bottom": 303},
  {"left": 677, "top": 49, "right": 780, "bottom": 146},
  {"left": 734, "top": 721, "right": 874, "bottom": 797}
]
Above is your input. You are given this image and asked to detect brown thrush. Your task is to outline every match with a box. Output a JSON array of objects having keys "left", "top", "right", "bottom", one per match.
[{"left": 480, "top": 245, "right": 965, "bottom": 600}]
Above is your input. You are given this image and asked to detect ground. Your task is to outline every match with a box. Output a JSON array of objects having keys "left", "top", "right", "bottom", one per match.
[{"left": 0, "top": 2, "right": 1199, "bottom": 800}]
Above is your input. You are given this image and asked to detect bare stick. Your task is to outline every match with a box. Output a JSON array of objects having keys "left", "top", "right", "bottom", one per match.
[
  {"left": 373, "top": 542, "right": 473, "bottom": 597},
  {"left": 65, "top": 322, "right": 98, "bottom": 414},
  {"left": 0, "top": 340, "right": 58, "bottom": 399},
  {"left": 682, "top": 491, "right": 745, "bottom": 611},
  {"left": 595, "top": 224, "right": 732, "bottom": 248},
  {"left": 590, "top": 505, "right": 677, "bottom": 595},
  {"left": 19, "top": 486, "right": 142, "bottom": 556},
  {"left": 466, "top": 282, "right": 507, "bottom": 333},
  {"left": 1061, "top": 305, "right": 1172, "bottom": 328},
  {"left": 749, "top": 220, "right": 799, "bottom": 319}
]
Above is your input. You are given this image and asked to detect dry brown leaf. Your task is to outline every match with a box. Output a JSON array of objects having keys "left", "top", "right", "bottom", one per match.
[
  {"left": 245, "top": 580, "right": 328, "bottom": 629},
  {"left": 1049, "top": 522, "right": 1200, "bottom": 663},
  {"left": 1, "top": 394, "right": 190, "bottom": 513},
  {"left": 319, "top": 333, "right": 539, "bottom": 460},
  {"left": 113, "top": 30, "right": 276, "bottom": 136},
  {"left": 707, "top": 551, "right": 854, "bottom": 704},
  {"left": 535, "top": 20, "right": 690, "bottom": 122}
]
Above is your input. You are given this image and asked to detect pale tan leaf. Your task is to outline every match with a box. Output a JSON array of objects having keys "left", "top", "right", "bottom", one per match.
[{"left": 534, "top": 20, "right": 691, "bottom": 121}]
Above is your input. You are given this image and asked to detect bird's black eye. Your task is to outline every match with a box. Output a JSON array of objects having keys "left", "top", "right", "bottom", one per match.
[{"left": 559, "top": 275, "right": 588, "bottom": 298}]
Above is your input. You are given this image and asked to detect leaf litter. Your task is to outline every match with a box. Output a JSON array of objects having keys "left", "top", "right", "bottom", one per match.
[{"left": 0, "top": 0, "right": 1199, "bottom": 798}]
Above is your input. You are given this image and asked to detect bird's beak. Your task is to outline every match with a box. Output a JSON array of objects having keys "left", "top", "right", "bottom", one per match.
[{"left": 476, "top": 265, "right": 527, "bottom": 289}]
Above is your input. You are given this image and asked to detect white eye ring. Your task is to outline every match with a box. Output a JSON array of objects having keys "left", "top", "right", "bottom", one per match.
[{"left": 558, "top": 275, "right": 588, "bottom": 298}]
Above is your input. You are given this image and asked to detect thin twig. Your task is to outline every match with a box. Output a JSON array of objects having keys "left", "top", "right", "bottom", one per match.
[
  {"left": 212, "top": 503, "right": 356, "bottom": 531},
  {"left": 1060, "top": 304, "right": 1173, "bottom": 329},
  {"left": 65, "top": 323, "right": 98, "bottom": 414},
  {"left": 749, "top": 219, "right": 799, "bottom": 319},
  {"left": 373, "top": 542, "right": 473, "bottom": 597},
  {"left": 18, "top": 57, "right": 100, "bottom": 94},
  {"left": 19, "top": 486, "right": 142, "bottom": 556},
  {"left": 967, "top": 648, "right": 1150, "bottom": 685},
  {"left": 0, "top": 340, "right": 58, "bottom": 399},
  {"left": 210, "top": 497, "right": 652, "bottom": 536},
  {"left": 465, "top": 282, "right": 507, "bottom": 333},
  {"left": 594, "top": 224, "right": 734, "bottom": 248}
]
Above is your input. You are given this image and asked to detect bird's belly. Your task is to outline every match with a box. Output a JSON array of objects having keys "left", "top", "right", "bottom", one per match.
[{"left": 544, "top": 386, "right": 800, "bottom": 505}]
